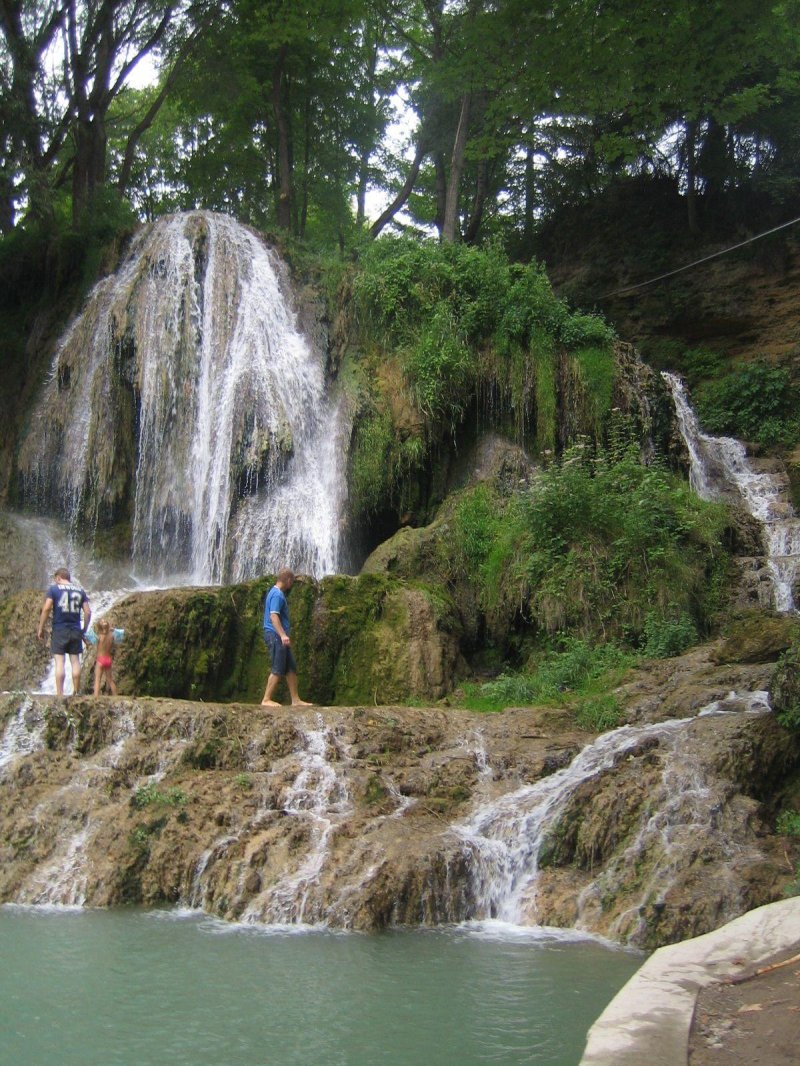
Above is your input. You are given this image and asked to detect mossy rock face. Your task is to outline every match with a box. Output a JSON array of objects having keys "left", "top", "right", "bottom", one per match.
[
  {"left": 110, "top": 587, "right": 243, "bottom": 700},
  {"left": 0, "top": 588, "right": 50, "bottom": 690},
  {"left": 713, "top": 612, "right": 800, "bottom": 664},
  {"left": 771, "top": 646, "right": 800, "bottom": 728},
  {"left": 104, "top": 573, "right": 465, "bottom": 706}
]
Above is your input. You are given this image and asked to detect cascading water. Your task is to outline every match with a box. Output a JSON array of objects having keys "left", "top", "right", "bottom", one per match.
[
  {"left": 452, "top": 694, "right": 771, "bottom": 932},
  {"left": 18, "top": 211, "right": 347, "bottom": 584},
  {"left": 662, "top": 371, "right": 800, "bottom": 611},
  {"left": 187, "top": 716, "right": 352, "bottom": 925}
]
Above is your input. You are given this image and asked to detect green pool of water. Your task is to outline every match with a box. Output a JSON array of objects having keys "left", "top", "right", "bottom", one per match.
[{"left": 0, "top": 907, "right": 640, "bottom": 1065}]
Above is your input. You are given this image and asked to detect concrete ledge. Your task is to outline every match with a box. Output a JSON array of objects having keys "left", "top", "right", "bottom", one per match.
[{"left": 580, "top": 897, "right": 800, "bottom": 1066}]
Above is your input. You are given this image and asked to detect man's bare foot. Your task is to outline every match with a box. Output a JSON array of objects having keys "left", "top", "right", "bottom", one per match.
[
  {"left": 291, "top": 699, "right": 313, "bottom": 707},
  {"left": 261, "top": 699, "right": 282, "bottom": 708}
]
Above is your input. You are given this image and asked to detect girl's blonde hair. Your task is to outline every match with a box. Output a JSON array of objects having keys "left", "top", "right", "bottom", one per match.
[{"left": 96, "top": 619, "right": 111, "bottom": 633}]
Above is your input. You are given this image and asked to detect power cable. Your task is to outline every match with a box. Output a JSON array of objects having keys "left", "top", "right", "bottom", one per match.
[{"left": 598, "top": 213, "right": 800, "bottom": 299}]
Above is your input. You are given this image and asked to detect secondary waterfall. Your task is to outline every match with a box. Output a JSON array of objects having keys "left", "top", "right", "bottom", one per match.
[
  {"left": 663, "top": 371, "right": 800, "bottom": 612},
  {"left": 453, "top": 693, "right": 771, "bottom": 932},
  {"left": 18, "top": 211, "right": 347, "bottom": 584}
]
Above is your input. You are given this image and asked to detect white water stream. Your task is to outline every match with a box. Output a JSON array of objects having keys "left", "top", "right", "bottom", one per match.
[
  {"left": 187, "top": 716, "right": 352, "bottom": 926},
  {"left": 453, "top": 693, "right": 771, "bottom": 929},
  {"left": 19, "top": 211, "right": 347, "bottom": 584},
  {"left": 663, "top": 371, "right": 800, "bottom": 611}
]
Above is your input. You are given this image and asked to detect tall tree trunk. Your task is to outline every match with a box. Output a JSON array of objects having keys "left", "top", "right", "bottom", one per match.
[
  {"left": 464, "top": 158, "right": 488, "bottom": 244},
  {"left": 442, "top": 92, "right": 471, "bottom": 243},
  {"left": 685, "top": 118, "right": 699, "bottom": 235},
  {"left": 523, "top": 143, "right": 536, "bottom": 244},
  {"left": 434, "top": 153, "right": 447, "bottom": 236},
  {"left": 356, "top": 146, "right": 371, "bottom": 224},
  {"left": 72, "top": 116, "right": 108, "bottom": 221},
  {"left": 0, "top": 169, "right": 14, "bottom": 232},
  {"left": 369, "top": 141, "right": 426, "bottom": 237},
  {"left": 271, "top": 45, "right": 292, "bottom": 231}
]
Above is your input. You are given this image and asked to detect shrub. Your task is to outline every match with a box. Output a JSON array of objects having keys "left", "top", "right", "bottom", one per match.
[
  {"left": 448, "top": 445, "right": 728, "bottom": 644},
  {"left": 694, "top": 361, "right": 800, "bottom": 447},
  {"left": 463, "top": 637, "right": 634, "bottom": 714},
  {"left": 560, "top": 312, "right": 615, "bottom": 350},
  {"left": 351, "top": 237, "right": 617, "bottom": 453},
  {"left": 641, "top": 611, "right": 698, "bottom": 659},
  {"left": 131, "top": 783, "right": 187, "bottom": 810},
  {"left": 575, "top": 694, "right": 625, "bottom": 731},
  {"left": 772, "top": 646, "right": 800, "bottom": 729},
  {"left": 776, "top": 810, "right": 800, "bottom": 837}
]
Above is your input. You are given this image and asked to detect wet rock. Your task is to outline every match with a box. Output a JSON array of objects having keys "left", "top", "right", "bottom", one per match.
[
  {"left": 1, "top": 682, "right": 798, "bottom": 949},
  {"left": 713, "top": 612, "right": 800, "bottom": 664}
]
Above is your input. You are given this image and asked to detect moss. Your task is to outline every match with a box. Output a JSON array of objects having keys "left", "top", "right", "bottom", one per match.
[
  {"left": 715, "top": 612, "right": 800, "bottom": 665},
  {"left": 364, "top": 774, "right": 389, "bottom": 806},
  {"left": 109, "top": 570, "right": 464, "bottom": 707},
  {"left": 573, "top": 346, "right": 615, "bottom": 434},
  {"left": 533, "top": 333, "right": 557, "bottom": 452}
]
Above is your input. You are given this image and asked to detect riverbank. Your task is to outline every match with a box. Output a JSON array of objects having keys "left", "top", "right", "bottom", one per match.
[{"left": 580, "top": 896, "right": 800, "bottom": 1065}]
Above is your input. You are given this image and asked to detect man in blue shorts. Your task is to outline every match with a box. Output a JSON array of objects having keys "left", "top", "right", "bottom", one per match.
[
  {"left": 37, "top": 567, "right": 92, "bottom": 695},
  {"left": 261, "top": 568, "right": 312, "bottom": 707}
]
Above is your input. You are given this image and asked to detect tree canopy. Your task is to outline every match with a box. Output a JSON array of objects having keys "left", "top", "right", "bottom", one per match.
[{"left": 2, "top": 0, "right": 799, "bottom": 241}]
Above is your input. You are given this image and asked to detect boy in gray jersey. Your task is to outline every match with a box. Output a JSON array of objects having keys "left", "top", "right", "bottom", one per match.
[{"left": 37, "top": 568, "right": 92, "bottom": 695}]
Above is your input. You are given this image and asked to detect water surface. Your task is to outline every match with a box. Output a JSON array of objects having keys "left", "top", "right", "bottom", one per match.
[{"left": 1, "top": 907, "right": 640, "bottom": 1065}]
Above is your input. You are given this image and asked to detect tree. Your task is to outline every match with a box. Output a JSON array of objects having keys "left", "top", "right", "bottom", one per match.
[{"left": 0, "top": 0, "right": 216, "bottom": 225}]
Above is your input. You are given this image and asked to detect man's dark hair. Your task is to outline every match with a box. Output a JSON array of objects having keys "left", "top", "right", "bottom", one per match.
[{"left": 54, "top": 567, "right": 71, "bottom": 581}]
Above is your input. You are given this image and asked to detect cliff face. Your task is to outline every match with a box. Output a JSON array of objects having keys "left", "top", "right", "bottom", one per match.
[{"left": 1, "top": 638, "right": 797, "bottom": 948}]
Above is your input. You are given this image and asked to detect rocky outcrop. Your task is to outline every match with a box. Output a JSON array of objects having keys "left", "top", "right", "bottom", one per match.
[
  {"left": 2, "top": 640, "right": 797, "bottom": 948},
  {"left": 4, "top": 572, "right": 466, "bottom": 707}
]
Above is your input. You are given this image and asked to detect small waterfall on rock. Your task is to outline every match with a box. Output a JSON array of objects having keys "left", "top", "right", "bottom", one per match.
[
  {"left": 453, "top": 695, "right": 771, "bottom": 932},
  {"left": 15, "top": 705, "right": 138, "bottom": 907},
  {"left": 0, "top": 696, "right": 46, "bottom": 772},
  {"left": 187, "top": 717, "right": 352, "bottom": 926},
  {"left": 245, "top": 719, "right": 351, "bottom": 924},
  {"left": 662, "top": 371, "right": 800, "bottom": 611},
  {"left": 576, "top": 694, "right": 772, "bottom": 943},
  {"left": 18, "top": 211, "right": 347, "bottom": 584}
]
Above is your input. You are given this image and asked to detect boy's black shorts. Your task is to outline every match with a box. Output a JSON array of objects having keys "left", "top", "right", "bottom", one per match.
[{"left": 51, "top": 627, "right": 83, "bottom": 656}]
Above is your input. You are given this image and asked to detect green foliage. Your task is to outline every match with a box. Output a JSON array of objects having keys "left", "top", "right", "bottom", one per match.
[
  {"left": 679, "top": 347, "right": 726, "bottom": 388},
  {"left": 772, "top": 646, "right": 800, "bottom": 730},
  {"left": 449, "top": 445, "right": 728, "bottom": 645},
  {"left": 406, "top": 303, "right": 472, "bottom": 418},
  {"left": 574, "top": 347, "right": 616, "bottom": 429},
  {"left": 776, "top": 810, "right": 800, "bottom": 838},
  {"left": 349, "top": 408, "right": 394, "bottom": 515},
  {"left": 575, "top": 694, "right": 625, "bottom": 732},
  {"left": 346, "top": 238, "right": 617, "bottom": 523},
  {"left": 535, "top": 343, "right": 558, "bottom": 453},
  {"left": 559, "top": 313, "right": 615, "bottom": 350},
  {"left": 351, "top": 237, "right": 615, "bottom": 469},
  {"left": 463, "top": 637, "right": 635, "bottom": 714},
  {"left": 131, "top": 783, "right": 188, "bottom": 810},
  {"left": 694, "top": 361, "right": 800, "bottom": 446},
  {"left": 641, "top": 611, "right": 698, "bottom": 659}
]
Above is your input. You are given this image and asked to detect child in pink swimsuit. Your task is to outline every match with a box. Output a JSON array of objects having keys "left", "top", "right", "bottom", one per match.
[{"left": 94, "top": 619, "right": 118, "bottom": 696}]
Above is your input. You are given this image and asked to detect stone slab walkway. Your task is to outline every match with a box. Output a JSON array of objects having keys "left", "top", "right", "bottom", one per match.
[{"left": 580, "top": 897, "right": 800, "bottom": 1066}]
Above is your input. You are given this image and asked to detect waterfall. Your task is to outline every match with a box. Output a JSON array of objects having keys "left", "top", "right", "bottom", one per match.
[
  {"left": 245, "top": 719, "right": 351, "bottom": 924},
  {"left": 0, "top": 696, "right": 46, "bottom": 772},
  {"left": 15, "top": 707, "right": 138, "bottom": 907},
  {"left": 187, "top": 716, "right": 352, "bottom": 926},
  {"left": 663, "top": 371, "right": 800, "bottom": 612},
  {"left": 452, "top": 694, "right": 770, "bottom": 930},
  {"left": 18, "top": 211, "right": 347, "bottom": 584}
]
